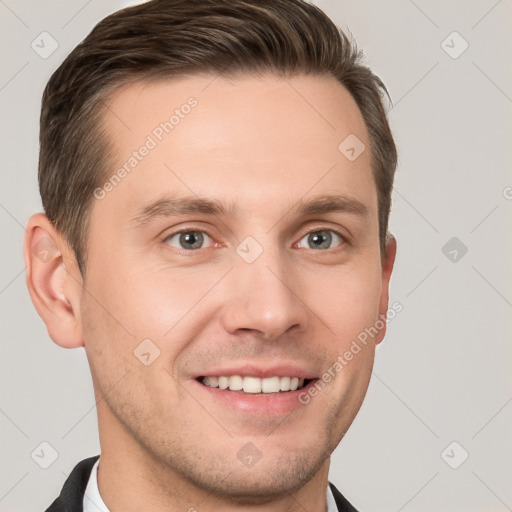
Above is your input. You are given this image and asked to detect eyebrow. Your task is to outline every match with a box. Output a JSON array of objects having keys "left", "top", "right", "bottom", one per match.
[{"left": 130, "top": 193, "right": 369, "bottom": 227}]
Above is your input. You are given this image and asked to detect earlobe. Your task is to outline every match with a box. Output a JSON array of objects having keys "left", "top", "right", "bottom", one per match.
[
  {"left": 23, "top": 213, "right": 84, "bottom": 348},
  {"left": 375, "top": 234, "right": 397, "bottom": 345}
]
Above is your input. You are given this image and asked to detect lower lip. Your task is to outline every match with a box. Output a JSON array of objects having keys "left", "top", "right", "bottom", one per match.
[{"left": 192, "top": 379, "right": 318, "bottom": 416}]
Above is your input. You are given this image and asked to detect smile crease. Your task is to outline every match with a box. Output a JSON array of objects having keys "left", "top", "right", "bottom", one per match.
[{"left": 200, "top": 375, "right": 310, "bottom": 393}]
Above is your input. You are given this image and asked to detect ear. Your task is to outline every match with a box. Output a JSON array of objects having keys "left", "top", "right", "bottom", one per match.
[
  {"left": 375, "top": 234, "right": 397, "bottom": 345},
  {"left": 23, "top": 213, "right": 84, "bottom": 348}
]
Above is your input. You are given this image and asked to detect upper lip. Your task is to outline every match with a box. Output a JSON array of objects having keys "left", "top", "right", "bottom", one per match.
[{"left": 193, "top": 363, "right": 318, "bottom": 380}]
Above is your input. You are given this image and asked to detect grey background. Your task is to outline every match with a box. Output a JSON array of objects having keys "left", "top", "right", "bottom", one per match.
[{"left": 1, "top": 1, "right": 511, "bottom": 511}]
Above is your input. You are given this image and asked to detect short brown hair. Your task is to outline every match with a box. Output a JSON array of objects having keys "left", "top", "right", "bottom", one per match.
[{"left": 39, "top": 0, "right": 397, "bottom": 276}]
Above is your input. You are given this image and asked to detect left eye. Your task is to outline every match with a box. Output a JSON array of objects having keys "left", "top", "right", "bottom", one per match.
[
  {"left": 164, "top": 230, "right": 212, "bottom": 250},
  {"left": 297, "top": 229, "right": 344, "bottom": 250}
]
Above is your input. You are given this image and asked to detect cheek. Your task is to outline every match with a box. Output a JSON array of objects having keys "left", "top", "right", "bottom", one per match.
[
  {"left": 80, "top": 290, "right": 133, "bottom": 403},
  {"left": 315, "top": 261, "right": 383, "bottom": 342},
  {"left": 80, "top": 283, "right": 180, "bottom": 415},
  {"left": 324, "top": 264, "right": 382, "bottom": 406},
  {"left": 83, "top": 255, "right": 187, "bottom": 340},
  {"left": 79, "top": 263, "right": 163, "bottom": 388},
  {"left": 119, "top": 267, "right": 220, "bottom": 339}
]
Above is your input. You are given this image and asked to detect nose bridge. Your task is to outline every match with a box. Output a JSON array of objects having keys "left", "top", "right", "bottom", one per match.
[{"left": 221, "top": 234, "right": 306, "bottom": 340}]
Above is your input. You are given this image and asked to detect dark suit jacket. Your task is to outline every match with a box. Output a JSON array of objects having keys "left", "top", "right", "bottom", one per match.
[{"left": 45, "top": 455, "right": 358, "bottom": 512}]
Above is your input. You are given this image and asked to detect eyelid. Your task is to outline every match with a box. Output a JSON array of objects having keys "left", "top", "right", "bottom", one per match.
[
  {"left": 160, "top": 222, "right": 215, "bottom": 238},
  {"left": 300, "top": 225, "right": 347, "bottom": 240}
]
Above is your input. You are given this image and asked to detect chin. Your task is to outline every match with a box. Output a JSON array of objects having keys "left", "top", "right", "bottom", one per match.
[{"left": 178, "top": 447, "right": 329, "bottom": 504}]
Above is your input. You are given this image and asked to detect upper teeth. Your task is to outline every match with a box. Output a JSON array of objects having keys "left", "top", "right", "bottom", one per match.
[{"left": 202, "top": 376, "right": 306, "bottom": 393}]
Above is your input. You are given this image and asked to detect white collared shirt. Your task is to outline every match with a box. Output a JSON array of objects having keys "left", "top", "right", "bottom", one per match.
[
  {"left": 83, "top": 458, "right": 109, "bottom": 512},
  {"left": 83, "top": 457, "right": 338, "bottom": 512}
]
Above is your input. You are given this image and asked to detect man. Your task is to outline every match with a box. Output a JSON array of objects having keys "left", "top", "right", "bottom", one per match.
[{"left": 24, "top": 0, "right": 397, "bottom": 510}]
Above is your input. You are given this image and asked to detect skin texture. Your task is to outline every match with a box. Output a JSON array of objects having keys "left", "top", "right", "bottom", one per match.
[{"left": 25, "top": 73, "right": 396, "bottom": 512}]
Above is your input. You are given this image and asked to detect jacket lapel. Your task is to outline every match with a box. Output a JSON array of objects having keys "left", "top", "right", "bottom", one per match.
[
  {"left": 329, "top": 482, "right": 359, "bottom": 512},
  {"left": 44, "top": 455, "right": 100, "bottom": 512}
]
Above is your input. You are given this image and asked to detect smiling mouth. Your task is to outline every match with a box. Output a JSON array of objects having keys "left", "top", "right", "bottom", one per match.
[{"left": 198, "top": 375, "right": 313, "bottom": 394}]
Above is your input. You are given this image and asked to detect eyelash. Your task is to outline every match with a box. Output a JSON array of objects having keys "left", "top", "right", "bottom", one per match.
[{"left": 162, "top": 226, "right": 348, "bottom": 253}]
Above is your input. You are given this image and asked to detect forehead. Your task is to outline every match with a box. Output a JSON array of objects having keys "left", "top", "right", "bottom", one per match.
[{"left": 96, "top": 73, "right": 376, "bottom": 223}]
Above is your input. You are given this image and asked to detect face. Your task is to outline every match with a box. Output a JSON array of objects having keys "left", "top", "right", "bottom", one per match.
[{"left": 78, "top": 74, "right": 394, "bottom": 499}]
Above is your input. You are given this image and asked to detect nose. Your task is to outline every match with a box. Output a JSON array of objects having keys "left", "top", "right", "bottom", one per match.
[{"left": 219, "top": 243, "right": 308, "bottom": 341}]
